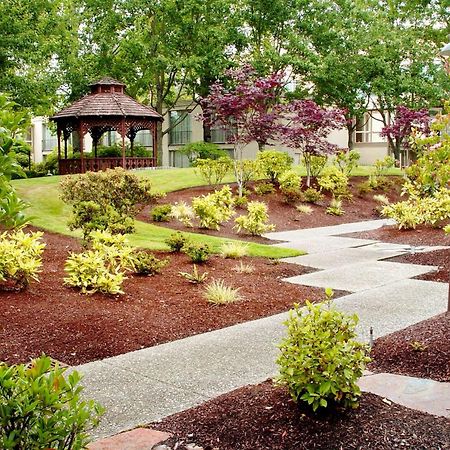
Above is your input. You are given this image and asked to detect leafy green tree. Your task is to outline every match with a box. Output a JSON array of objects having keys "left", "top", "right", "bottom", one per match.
[{"left": 0, "top": 0, "right": 62, "bottom": 111}]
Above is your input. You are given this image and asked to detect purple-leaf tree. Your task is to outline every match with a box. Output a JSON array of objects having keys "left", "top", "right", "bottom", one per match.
[
  {"left": 380, "top": 106, "right": 431, "bottom": 162},
  {"left": 201, "top": 66, "right": 284, "bottom": 196},
  {"left": 281, "top": 100, "right": 346, "bottom": 186}
]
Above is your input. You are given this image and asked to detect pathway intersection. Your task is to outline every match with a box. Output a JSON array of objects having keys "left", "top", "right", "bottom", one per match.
[{"left": 75, "top": 219, "right": 449, "bottom": 439}]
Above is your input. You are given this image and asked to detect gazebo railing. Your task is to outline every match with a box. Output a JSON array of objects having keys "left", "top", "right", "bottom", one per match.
[{"left": 59, "top": 157, "right": 157, "bottom": 175}]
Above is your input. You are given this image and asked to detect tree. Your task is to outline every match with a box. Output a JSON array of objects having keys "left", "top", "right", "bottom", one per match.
[
  {"left": 281, "top": 100, "right": 345, "bottom": 186},
  {"left": 0, "top": 94, "right": 30, "bottom": 228},
  {"left": 362, "top": 0, "right": 449, "bottom": 152},
  {"left": 0, "top": 0, "right": 62, "bottom": 112},
  {"left": 380, "top": 106, "right": 431, "bottom": 161},
  {"left": 201, "top": 66, "right": 285, "bottom": 196}
]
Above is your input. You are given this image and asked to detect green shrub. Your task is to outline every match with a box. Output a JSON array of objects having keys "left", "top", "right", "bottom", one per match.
[
  {"left": 170, "top": 201, "right": 195, "bottom": 227},
  {"left": 326, "top": 198, "right": 344, "bottom": 216},
  {"left": 60, "top": 168, "right": 160, "bottom": 238},
  {"left": 203, "top": 279, "right": 242, "bottom": 305},
  {"left": 131, "top": 250, "right": 169, "bottom": 276},
  {"left": 64, "top": 231, "right": 135, "bottom": 295},
  {"left": 151, "top": 204, "right": 172, "bottom": 222},
  {"left": 234, "top": 201, "right": 275, "bottom": 236},
  {"left": 233, "top": 195, "right": 248, "bottom": 208},
  {"left": 318, "top": 166, "right": 350, "bottom": 199},
  {"left": 254, "top": 182, "right": 275, "bottom": 195},
  {"left": 256, "top": 150, "right": 293, "bottom": 184},
  {"left": 220, "top": 241, "right": 248, "bottom": 259},
  {"left": 192, "top": 185, "right": 235, "bottom": 230},
  {"left": 303, "top": 187, "right": 324, "bottom": 204},
  {"left": 374, "top": 155, "right": 396, "bottom": 177},
  {"left": 165, "top": 232, "right": 190, "bottom": 252},
  {"left": 333, "top": 149, "right": 360, "bottom": 175},
  {"left": 357, "top": 180, "right": 373, "bottom": 196},
  {"left": 306, "top": 154, "right": 328, "bottom": 178},
  {"left": 0, "top": 355, "right": 103, "bottom": 449},
  {"left": 179, "top": 264, "right": 208, "bottom": 283},
  {"left": 179, "top": 141, "right": 228, "bottom": 164},
  {"left": 279, "top": 170, "right": 303, "bottom": 204},
  {"left": 0, "top": 229, "right": 45, "bottom": 291},
  {"left": 194, "top": 156, "right": 232, "bottom": 186},
  {"left": 276, "top": 294, "right": 370, "bottom": 412},
  {"left": 182, "top": 241, "right": 211, "bottom": 263},
  {"left": 381, "top": 201, "right": 422, "bottom": 230},
  {"left": 68, "top": 201, "right": 135, "bottom": 241}
]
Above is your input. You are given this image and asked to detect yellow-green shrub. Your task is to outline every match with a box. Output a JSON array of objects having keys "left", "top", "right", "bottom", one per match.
[
  {"left": 192, "top": 185, "right": 235, "bottom": 230},
  {"left": 256, "top": 150, "right": 293, "bottom": 184},
  {"left": 64, "top": 231, "right": 135, "bottom": 295},
  {"left": 0, "top": 229, "right": 45, "bottom": 291},
  {"left": 234, "top": 201, "right": 275, "bottom": 236},
  {"left": 279, "top": 170, "right": 303, "bottom": 203},
  {"left": 318, "top": 166, "right": 349, "bottom": 199},
  {"left": 276, "top": 294, "right": 370, "bottom": 412}
]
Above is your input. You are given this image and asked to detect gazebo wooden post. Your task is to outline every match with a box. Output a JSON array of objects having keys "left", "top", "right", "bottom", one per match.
[
  {"left": 121, "top": 119, "right": 126, "bottom": 169},
  {"left": 57, "top": 127, "right": 61, "bottom": 160},
  {"left": 152, "top": 122, "right": 157, "bottom": 167},
  {"left": 79, "top": 121, "right": 85, "bottom": 173}
]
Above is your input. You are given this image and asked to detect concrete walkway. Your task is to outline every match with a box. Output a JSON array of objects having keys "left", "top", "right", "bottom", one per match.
[{"left": 75, "top": 219, "right": 449, "bottom": 438}]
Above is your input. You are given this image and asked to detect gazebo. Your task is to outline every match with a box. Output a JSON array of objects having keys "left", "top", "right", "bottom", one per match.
[{"left": 51, "top": 77, "right": 163, "bottom": 175}]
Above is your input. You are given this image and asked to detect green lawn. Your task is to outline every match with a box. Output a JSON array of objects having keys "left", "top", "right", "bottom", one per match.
[
  {"left": 12, "top": 170, "right": 297, "bottom": 258},
  {"left": 12, "top": 165, "right": 402, "bottom": 258}
]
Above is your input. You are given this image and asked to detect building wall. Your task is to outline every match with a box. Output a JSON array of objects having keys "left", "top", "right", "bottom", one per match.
[{"left": 161, "top": 103, "right": 390, "bottom": 167}]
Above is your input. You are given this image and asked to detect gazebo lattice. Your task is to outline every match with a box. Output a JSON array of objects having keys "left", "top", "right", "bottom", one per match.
[{"left": 51, "top": 77, "right": 163, "bottom": 175}]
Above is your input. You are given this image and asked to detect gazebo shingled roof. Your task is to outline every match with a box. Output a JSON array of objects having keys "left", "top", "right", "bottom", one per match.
[
  {"left": 52, "top": 77, "right": 162, "bottom": 120},
  {"left": 51, "top": 77, "right": 163, "bottom": 175}
]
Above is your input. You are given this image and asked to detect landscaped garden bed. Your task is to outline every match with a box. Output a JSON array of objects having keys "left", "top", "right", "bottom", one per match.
[
  {"left": 369, "top": 312, "right": 450, "bottom": 382},
  {"left": 0, "top": 228, "right": 332, "bottom": 366},
  {"left": 145, "top": 176, "right": 404, "bottom": 240},
  {"left": 151, "top": 380, "right": 450, "bottom": 449}
]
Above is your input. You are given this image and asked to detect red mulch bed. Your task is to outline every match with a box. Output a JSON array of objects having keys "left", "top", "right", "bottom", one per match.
[
  {"left": 369, "top": 313, "right": 450, "bottom": 382},
  {"left": 142, "top": 177, "right": 403, "bottom": 242},
  {"left": 0, "top": 230, "right": 331, "bottom": 367},
  {"left": 152, "top": 381, "right": 450, "bottom": 449},
  {"left": 346, "top": 225, "right": 450, "bottom": 283}
]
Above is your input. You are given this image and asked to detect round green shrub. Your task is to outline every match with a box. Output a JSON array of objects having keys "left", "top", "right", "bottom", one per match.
[{"left": 276, "top": 296, "right": 370, "bottom": 412}]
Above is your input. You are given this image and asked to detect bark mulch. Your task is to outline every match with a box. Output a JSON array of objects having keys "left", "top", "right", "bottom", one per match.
[
  {"left": 369, "top": 312, "right": 450, "bottom": 382},
  {"left": 0, "top": 230, "right": 330, "bottom": 367},
  {"left": 152, "top": 381, "right": 450, "bottom": 450}
]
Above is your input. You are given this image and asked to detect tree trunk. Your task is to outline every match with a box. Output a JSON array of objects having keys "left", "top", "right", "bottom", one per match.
[
  {"left": 346, "top": 122, "right": 355, "bottom": 150},
  {"left": 258, "top": 141, "right": 265, "bottom": 152},
  {"left": 203, "top": 122, "right": 212, "bottom": 143}
]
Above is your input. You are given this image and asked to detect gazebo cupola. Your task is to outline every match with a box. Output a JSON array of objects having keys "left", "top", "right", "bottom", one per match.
[{"left": 51, "top": 77, "right": 163, "bottom": 175}]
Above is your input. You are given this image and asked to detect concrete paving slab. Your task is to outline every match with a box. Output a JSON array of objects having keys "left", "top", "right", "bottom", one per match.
[
  {"left": 74, "top": 361, "right": 210, "bottom": 439},
  {"left": 265, "top": 219, "right": 393, "bottom": 241},
  {"left": 333, "top": 279, "right": 448, "bottom": 341},
  {"left": 284, "top": 261, "right": 437, "bottom": 292},
  {"left": 101, "top": 312, "right": 287, "bottom": 399},
  {"left": 274, "top": 236, "right": 377, "bottom": 254},
  {"left": 283, "top": 246, "right": 409, "bottom": 269},
  {"left": 358, "top": 373, "right": 450, "bottom": 418}
]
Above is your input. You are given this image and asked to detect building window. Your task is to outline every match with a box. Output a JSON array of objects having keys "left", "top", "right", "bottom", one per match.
[
  {"left": 355, "top": 111, "right": 386, "bottom": 143},
  {"left": 211, "top": 126, "right": 234, "bottom": 144},
  {"left": 42, "top": 123, "right": 57, "bottom": 152},
  {"left": 169, "top": 111, "right": 191, "bottom": 145}
]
